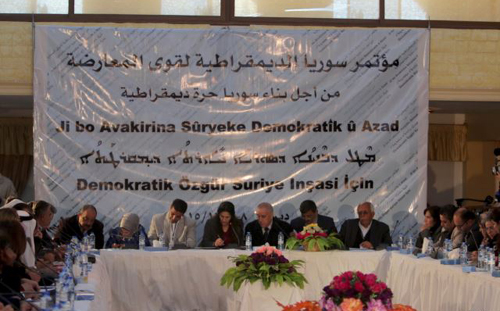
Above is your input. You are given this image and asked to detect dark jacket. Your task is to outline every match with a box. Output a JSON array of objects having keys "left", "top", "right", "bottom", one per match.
[
  {"left": 415, "top": 224, "right": 442, "bottom": 251},
  {"left": 55, "top": 215, "right": 104, "bottom": 249},
  {"left": 105, "top": 225, "right": 151, "bottom": 249},
  {"left": 199, "top": 216, "right": 244, "bottom": 248},
  {"left": 290, "top": 214, "right": 337, "bottom": 234},
  {"left": 244, "top": 217, "right": 293, "bottom": 247},
  {"left": 339, "top": 219, "right": 392, "bottom": 250},
  {"left": 464, "top": 222, "right": 483, "bottom": 252}
]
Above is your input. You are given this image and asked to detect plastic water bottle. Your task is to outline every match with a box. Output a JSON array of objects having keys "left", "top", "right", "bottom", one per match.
[
  {"left": 139, "top": 232, "right": 146, "bottom": 250},
  {"left": 488, "top": 248, "right": 496, "bottom": 272},
  {"left": 406, "top": 236, "right": 414, "bottom": 254},
  {"left": 245, "top": 232, "right": 252, "bottom": 251},
  {"left": 398, "top": 234, "right": 404, "bottom": 249},
  {"left": 89, "top": 232, "right": 96, "bottom": 249},
  {"left": 460, "top": 242, "right": 468, "bottom": 266},
  {"left": 159, "top": 234, "right": 165, "bottom": 247},
  {"left": 442, "top": 238, "right": 451, "bottom": 259},
  {"left": 278, "top": 232, "right": 284, "bottom": 251},
  {"left": 425, "top": 237, "right": 434, "bottom": 256},
  {"left": 478, "top": 245, "right": 486, "bottom": 270},
  {"left": 40, "top": 291, "right": 52, "bottom": 311}
]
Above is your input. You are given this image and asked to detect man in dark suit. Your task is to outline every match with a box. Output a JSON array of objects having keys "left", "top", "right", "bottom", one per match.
[
  {"left": 290, "top": 200, "right": 337, "bottom": 234},
  {"left": 245, "top": 202, "right": 292, "bottom": 247},
  {"left": 55, "top": 204, "right": 104, "bottom": 249},
  {"left": 453, "top": 207, "right": 483, "bottom": 252},
  {"left": 339, "top": 202, "right": 392, "bottom": 250}
]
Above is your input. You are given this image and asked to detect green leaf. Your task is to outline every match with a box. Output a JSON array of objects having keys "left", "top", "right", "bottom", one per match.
[
  {"left": 276, "top": 274, "right": 284, "bottom": 286},
  {"left": 233, "top": 275, "right": 247, "bottom": 292}
]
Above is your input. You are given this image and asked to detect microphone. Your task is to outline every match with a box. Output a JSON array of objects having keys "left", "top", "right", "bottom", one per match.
[
  {"left": 273, "top": 217, "right": 290, "bottom": 239},
  {"left": 231, "top": 225, "right": 241, "bottom": 246},
  {"left": 0, "top": 278, "right": 39, "bottom": 311}
]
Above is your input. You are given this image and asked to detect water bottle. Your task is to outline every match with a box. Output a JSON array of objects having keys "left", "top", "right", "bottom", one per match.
[
  {"left": 425, "top": 237, "right": 434, "bottom": 256},
  {"left": 139, "top": 231, "right": 146, "bottom": 250},
  {"left": 89, "top": 232, "right": 96, "bottom": 249},
  {"left": 398, "top": 234, "right": 404, "bottom": 249},
  {"left": 478, "top": 245, "right": 486, "bottom": 270},
  {"left": 278, "top": 232, "right": 284, "bottom": 251},
  {"left": 406, "top": 236, "right": 414, "bottom": 254},
  {"left": 460, "top": 242, "right": 468, "bottom": 266},
  {"left": 159, "top": 234, "right": 165, "bottom": 247},
  {"left": 442, "top": 238, "right": 451, "bottom": 259},
  {"left": 40, "top": 291, "right": 52, "bottom": 311},
  {"left": 488, "top": 248, "right": 496, "bottom": 272},
  {"left": 245, "top": 232, "right": 252, "bottom": 251}
]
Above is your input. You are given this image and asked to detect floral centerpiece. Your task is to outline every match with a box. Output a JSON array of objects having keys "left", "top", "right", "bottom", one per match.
[
  {"left": 220, "top": 245, "right": 307, "bottom": 291},
  {"left": 320, "top": 271, "right": 393, "bottom": 310},
  {"left": 286, "top": 223, "right": 345, "bottom": 251}
]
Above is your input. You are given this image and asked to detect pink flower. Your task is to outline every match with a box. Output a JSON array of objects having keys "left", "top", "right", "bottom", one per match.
[
  {"left": 320, "top": 297, "right": 342, "bottom": 311},
  {"left": 367, "top": 299, "right": 388, "bottom": 311},
  {"left": 255, "top": 245, "right": 282, "bottom": 257},
  {"left": 340, "top": 298, "right": 363, "bottom": 311}
]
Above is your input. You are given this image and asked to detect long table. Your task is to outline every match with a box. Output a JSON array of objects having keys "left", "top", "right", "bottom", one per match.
[{"left": 87, "top": 249, "right": 500, "bottom": 311}]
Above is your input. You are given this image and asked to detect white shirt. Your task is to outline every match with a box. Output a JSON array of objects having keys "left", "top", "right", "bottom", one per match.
[{"left": 359, "top": 221, "right": 372, "bottom": 239}]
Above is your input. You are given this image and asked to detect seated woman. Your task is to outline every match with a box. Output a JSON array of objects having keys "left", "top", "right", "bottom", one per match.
[
  {"left": 199, "top": 201, "right": 244, "bottom": 248},
  {"left": 0, "top": 220, "right": 37, "bottom": 311},
  {"left": 414, "top": 205, "right": 441, "bottom": 254},
  {"left": 479, "top": 212, "right": 498, "bottom": 248},
  {"left": 105, "top": 213, "right": 150, "bottom": 249}
]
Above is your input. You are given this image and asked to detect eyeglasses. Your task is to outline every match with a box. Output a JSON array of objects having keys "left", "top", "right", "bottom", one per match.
[{"left": 358, "top": 211, "right": 370, "bottom": 215}]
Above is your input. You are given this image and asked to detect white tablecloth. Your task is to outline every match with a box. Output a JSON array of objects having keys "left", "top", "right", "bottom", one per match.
[
  {"left": 386, "top": 252, "right": 500, "bottom": 311},
  {"left": 88, "top": 249, "right": 500, "bottom": 311}
]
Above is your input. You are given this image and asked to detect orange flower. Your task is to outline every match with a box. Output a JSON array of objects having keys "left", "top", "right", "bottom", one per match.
[
  {"left": 340, "top": 298, "right": 363, "bottom": 311},
  {"left": 391, "top": 304, "right": 417, "bottom": 311},
  {"left": 277, "top": 300, "right": 321, "bottom": 311}
]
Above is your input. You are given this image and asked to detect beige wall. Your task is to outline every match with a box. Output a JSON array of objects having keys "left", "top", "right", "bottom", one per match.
[{"left": 464, "top": 141, "right": 500, "bottom": 204}]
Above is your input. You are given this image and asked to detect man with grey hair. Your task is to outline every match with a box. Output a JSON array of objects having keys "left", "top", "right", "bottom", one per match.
[
  {"left": 339, "top": 202, "right": 392, "bottom": 250},
  {"left": 244, "top": 202, "right": 293, "bottom": 247}
]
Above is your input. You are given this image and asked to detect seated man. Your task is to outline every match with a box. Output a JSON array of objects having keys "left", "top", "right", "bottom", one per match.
[
  {"left": 453, "top": 207, "right": 483, "bottom": 252},
  {"left": 148, "top": 199, "right": 196, "bottom": 248},
  {"left": 55, "top": 205, "right": 104, "bottom": 249},
  {"left": 339, "top": 202, "right": 392, "bottom": 250},
  {"left": 435, "top": 205, "right": 463, "bottom": 249},
  {"left": 290, "top": 200, "right": 337, "bottom": 234},
  {"left": 32, "top": 200, "right": 58, "bottom": 256},
  {"left": 244, "top": 202, "right": 292, "bottom": 247},
  {"left": 106, "top": 213, "right": 150, "bottom": 249}
]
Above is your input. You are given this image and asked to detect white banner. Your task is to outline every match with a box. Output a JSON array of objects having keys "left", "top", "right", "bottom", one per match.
[{"left": 34, "top": 26, "right": 429, "bottom": 241}]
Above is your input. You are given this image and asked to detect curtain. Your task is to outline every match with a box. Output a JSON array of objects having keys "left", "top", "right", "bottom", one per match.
[
  {"left": 428, "top": 124, "right": 467, "bottom": 162},
  {"left": 0, "top": 118, "right": 33, "bottom": 197}
]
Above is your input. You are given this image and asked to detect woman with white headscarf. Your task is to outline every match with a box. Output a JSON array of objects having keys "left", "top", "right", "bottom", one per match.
[{"left": 105, "top": 213, "right": 151, "bottom": 249}]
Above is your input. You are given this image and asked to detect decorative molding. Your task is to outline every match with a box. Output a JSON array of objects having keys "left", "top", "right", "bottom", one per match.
[{"left": 430, "top": 88, "right": 500, "bottom": 102}]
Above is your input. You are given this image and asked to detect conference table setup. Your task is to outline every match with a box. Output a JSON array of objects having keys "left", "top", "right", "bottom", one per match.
[{"left": 84, "top": 248, "right": 500, "bottom": 311}]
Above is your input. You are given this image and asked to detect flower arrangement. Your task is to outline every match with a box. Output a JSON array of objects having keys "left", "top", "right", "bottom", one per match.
[
  {"left": 286, "top": 223, "right": 345, "bottom": 251},
  {"left": 320, "top": 271, "right": 393, "bottom": 310},
  {"left": 276, "top": 300, "right": 322, "bottom": 311},
  {"left": 220, "top": 245, "right": 307, "bottom": 291}
]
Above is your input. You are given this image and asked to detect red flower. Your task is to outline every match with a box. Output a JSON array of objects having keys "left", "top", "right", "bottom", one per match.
[
  {"left": 354, "top": 281, "right": 364, "bottom": 293},
  {"left": 365, "top": 274, "right": 377, "bottom": 287},
  {"left": 356, "top": 271, "right": 366, "bottom": 282},
  {"left": 314, "top": 232, "right": 328, "bottom": 237},
  {"left": 370, "top": 283, "right": 387, "bottom": 294}
]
